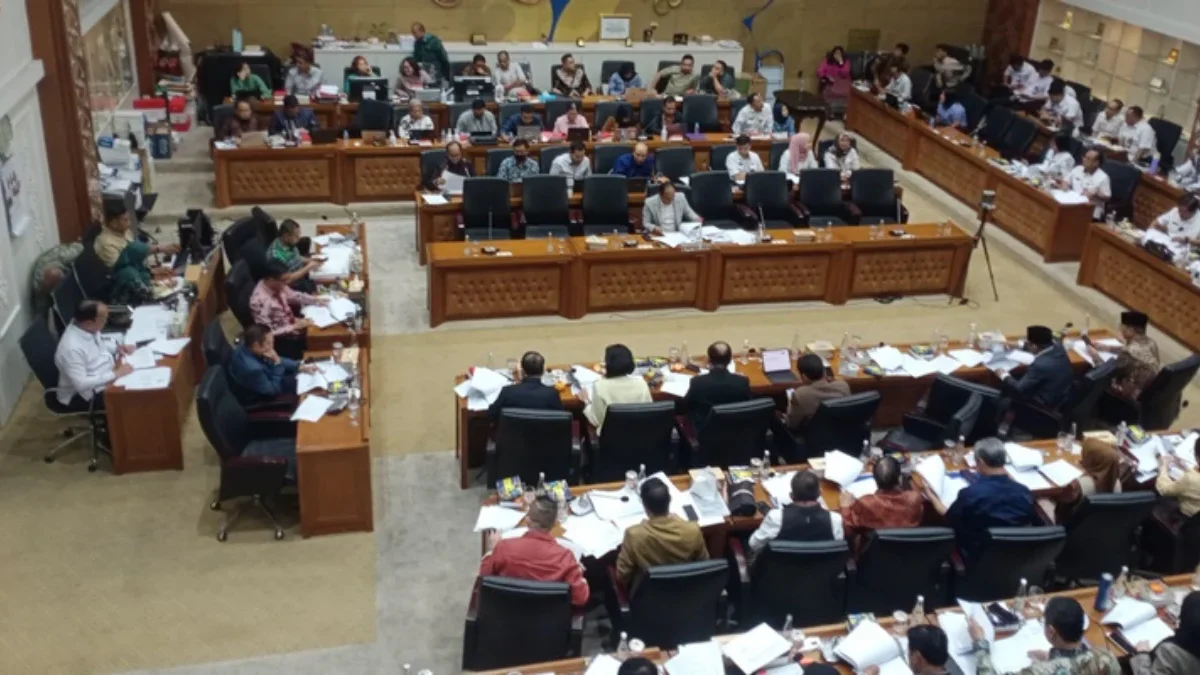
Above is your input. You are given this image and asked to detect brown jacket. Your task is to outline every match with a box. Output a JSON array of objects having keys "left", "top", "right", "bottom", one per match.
[
  {"left": 615, "top": 515, "right": 708, "bottom": 586},
  {"left": 786, "top": 379, "right": 851, "bottom": 430}
]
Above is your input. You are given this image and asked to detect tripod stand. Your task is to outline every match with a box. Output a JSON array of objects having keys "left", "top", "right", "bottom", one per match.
[{"left": 951, "top": 190, "right": 1000, "bottom": 305}]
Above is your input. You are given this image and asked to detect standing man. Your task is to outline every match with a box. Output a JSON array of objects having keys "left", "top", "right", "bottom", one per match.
[
  {"left": 732, "top": 93, "right": 772, "bottom": 136},
  {"left": 725, "top": 134, "right": 764, "bottom": 181},
  {"left": 549, "top": 141, "right": 592, "bottom": 180},
  {"left": 269, "top": 95, "right": 318, "bottom": 137},
  {"left": 682, "top": 342, "right": 750, "bottom": 430},
  {"left": 651, "top": 54, "right": 700, "bottom": 97},
  {"left": 1119, "top": 105, "right": 1158, "bottom": 162},
  {"left": 411, "top": 22, "right": 450, "bottom": 85},
  {"left": 496, "top": 138, "right": 540, "bottom": 183},
  {"left": 54, "top": 301, "right": 135, "bottom": 409},
  {"left": 1063, "top": 148, "right": 1111, "bottom": 221}
]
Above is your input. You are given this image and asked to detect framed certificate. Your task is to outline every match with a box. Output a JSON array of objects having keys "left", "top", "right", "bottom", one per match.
[{"left": 599, "top": 14, "right": 632, "bottom": 41}]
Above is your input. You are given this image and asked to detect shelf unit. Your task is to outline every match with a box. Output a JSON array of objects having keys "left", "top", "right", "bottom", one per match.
[{"left": 1032, "top": 0, "right": 1199, "bottom": 151}]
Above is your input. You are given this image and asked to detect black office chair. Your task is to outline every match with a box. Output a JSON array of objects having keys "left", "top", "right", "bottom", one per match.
[
  {"left": 538, "top": 145, "right": 571, "bottom": 174},
  {"left": 909, "top": 67, "right": 935, "bottom": 113},
  {"left": 657, "top": 60, "right": 679, "bottom": 73},
  {"left": 420, "top": 149, "right": 449, "bottom": 191},
  {"left": 584, "top": 401, "right": 677, "bottom": 483},
  {"left": 977, "top": 106, "right": 1014, "bottom": 147},
  {"left": 741, "top": 172, "right": 805, "bottom": 228},
  {"left": 849, "top": 169, "right": 906, "bottom": 225},
  {"left": 197, "top": 366, "right": 293, "bottom": 541},
  {"left": 580, "top": 175, "right": 630, "bottom": 235},
  {"left": 618, "top": 560, "right": 729, "bottom": 649},
  {"left": 238, "top": 236, "right": 270, "bottom": 281},
  {"left": 688, "top": 171, "right": 744, "bottom": 229},
  {"left": 462, "top": 577, "right": 581, "bottom": 671},
  {"left": 798, "top": 168, "right": 850, "bottom": 226},
  {"left": 594, "top": 144, "right": 632, "bottom": 175},
  {"left": 1098, "top": 354, "right": 1200, "bottom": 430},
  {"left": 520, "top": 175, "right": 573, "bottom": 238},
  {"left": 342, "top": 65, "right": 382, "bottom": 83},
  {"left": 736, "top": 539, "right": 850, "bottom": 628},
  {"left": 654, "top": 147, "right": 695, "bottom": 183},
  {"left": 50, "top": 270, "right": 86, "bottom": 334},
  {"left": 1065, "top": 81, "right": 1091, "bottom": 106},
  {"left": 1142, "top": 510, "right": 1200, "bottom": 575},
  {"left": 729, "top": 98, "right": 749, "bottom": 124},
  {"left": 795, "top": 392, "right": 881, "bottom": 461},
  {"left": 1149, "top": 118, "right": 1182, "bottom": 171},
  {"left": 542, "top": 99, "right": 572, "bottom": 130},
  {"left": 1065, "top": 135, "right": 1086, "bottom": 163},
  {"left": 485, "top": 148, "right": 514, "bottom": 177},
  {"left": 769, "top": 141, "right": 789, "bottom": 171},
  {"left": 203, "top": 319, "right": 233, "bottom": 368},
  {"left": 353, "top": 99, "right": 393, "bottom": 131},
  {"left": 460, "top": 177, "right": 516, "bottom": 241},
  {"left": 682, "top": 95, "right": 720, "bottom": 132},
  {"left": 849, "top": 528, "right": 956, "bottom": 613},
  {"left": 961, "top": 91, "right": 988, "bottom": 131},
  {"left": 638, "top": 98, "right": 664, "bottom": 128},
  {"left": 599, "top": 60, "right": 634, "bottom": 93},
  {"left": 19, "top": 321, "right": 109, "bottom": 470},
  {"left": 211, "top": 103, "right": 236, "bottom": 139},
  {"left": 498, "top": 102, "right": 524, "bottom": 127},
  {"left": 880, "top": 391, "right": 982, "bottom": 453},
  {"left": 1000, "top": 116, "right": 1038, "bottom": 161},
  {"left": 690, "top": 398, "right": 775, "bottom": 468},
  {"left": 593, "top": 101, "right": 622, "bottom": 131},
  {"left": 709, "top": 144, "right": 737, "bottom": 174},
  {"left": 447, "top": 102, "right": 472, "bottom": 132},
  {"left": 956, "top": 527, "right": 1067, "bottom": 602},
  {"left": 1054, "top": 492, "right": 1157, "bottom": 586},
  {"left": 72, "top": 245, "right": 113, "bottom": 302},
  {"left": 220, "top": 215, "right": 257, "bottom": 267},
  {"left": 1009, "top": 359, "right": 1117, "bottom": 438},
  {"left": 1103, "top": 160, "right": 1142, "bottom": 223},
  {"left": 225, "top": 259, "right": 256, "bottom": 327},
  {"left": 487, "top": 408, "right": 577, "bottom": 487}
]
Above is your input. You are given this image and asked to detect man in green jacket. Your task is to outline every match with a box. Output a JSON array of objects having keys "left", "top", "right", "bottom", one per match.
[{"left": 411, "top": 22, "right": 451, "bottom": 85}]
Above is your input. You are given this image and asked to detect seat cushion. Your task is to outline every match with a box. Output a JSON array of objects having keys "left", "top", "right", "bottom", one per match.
[
  {"left": 243, "top": 437, "right": 298, "bottom": 480},
  {"left": 808, "top": 216, "right": 845, "bottom": 227},
  {"left": 879, "top": 429, "right": 935, "bottom": 453}
]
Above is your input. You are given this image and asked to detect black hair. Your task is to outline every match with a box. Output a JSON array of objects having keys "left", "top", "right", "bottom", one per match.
[
  {"left": 471, "top": 98, "right": 486, "bottom": 110},
  {"left": 935, "top": 43, "right": 952, "bottom": 52},
  {"left": 942, "top": 90, "right": 958, "bottom": 106},
  {"left": 707, "top": 341, "right": 732, "bottom": 367},
  {"left": 400, "top": 57, "right": 420, "bottom": 75},
  {"left": 283, "top": 94, "right": 299, "bottom": 107},
  {"left": 1048, "top": 79, "right": 1065, "bottom": 96},
  {"left": 569, "top": 140, "right": 586, "bottom": 153},
  {"left": 1044, "top": 597, "right": 1085, "bottom": 643},
  {"left": 520, "top": 351, "right": 545, "bottom": 377},
  {"left": 908, "top": 625, "right": 949, "bottom": 666},
  {"left": 798, "top": 353, "right": 824, "bottom": 380},
  {"left": 75, "top": 300, "right": 103, "bottom": 323},
  {"left": 604, "top": 343, "right": 636, "bottom": 377},
  {"left": 242, "top": 324, "right": 268, "bottom": 347},
  {"left": 791, "top": 471, "right": 820, "bottom": 502},
  {"left": 874, "top": 455, "right": 901, "bottom": 490},
  {"left": 1008, "top": 54, "right": 1025, "bottom": 67},
  {"left": 264, "top": 260, "right": 291, "bottom": 280},
  {"left": 279, "top": 218, "right": 301, "bottom": 236},
  {"left": 640, "top": 478, "right": 671, "bottom": 516},
  {"left": 747, "top": 92, "right": 761, "bottom": 104},
  {"left": 1111, "top": 98, "right": 1124, "bottom": 109},
  {"left": 1039, "top": 58, "right": 1055, "bottom": 71},
  {"left": 566, "top": 101, "right": 580, "bottom": 113},
  {"left": 681, "top": 54, "right": 695, "bottom": 64},
  {"left": 512, "top": 138, "right": 530, "bottom": 149},
  {"left": 895, "top": 42, "right": 910, "bottom": 55},
  {"left": 561, "top": 53, "right": 573, "bottom": 64},
  {"left": 520, "top": 103, "right": 535, "bottom": 114},
  {"left": 619, "top": 62, "right": 636, "bottom": 79},
  {"left": 472, "top": 53, "right": 486, "bottom": 64},
  {"left": 617, "top": 657, "right": 659, "bottom": 675},
  {"left": 735, "top": 134, "right": 752, "bottom": 146},
  {"left": 1128, "top": 105, "right": 1144, "bottom": 118},
  {"left": 1054, "top": 133, "right": 1072, "bottom": 151}
]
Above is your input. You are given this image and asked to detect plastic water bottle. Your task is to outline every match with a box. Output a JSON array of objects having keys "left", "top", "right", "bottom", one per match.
[
  {"left": 693, "top": 123, "right": 699, "bottom": 135},
  {"left": 616, "top": 631, "right": 630, "bottom": 659},
  {"left": 387, "top": 130, "right": 396, "bottom": 146},
  {"left": 342, "top": 129, "right": 349, "bottom": 142},
  {"left": 1012, "top": 578, "right": 1029, "bottom": 615},
  {"left": 637, "top": 463, "right": 646, "bottom": 481}
]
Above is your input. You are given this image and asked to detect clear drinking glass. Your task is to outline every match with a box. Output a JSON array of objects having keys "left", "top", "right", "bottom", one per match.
[
  {"left": 332, "top": 342, "right": 344, "bottom": 363},
  {"left": 506, "top": 358, "right": 519, "bottom": 380},
  {"left": 668, "top": 346, "right": 680, "bottom": 364},
  {"left": 892, "top": 610, "right": 910, "bottom": 637},
  {"left": 1025, "top": 586, "right": 1046, "bottom": 619}
]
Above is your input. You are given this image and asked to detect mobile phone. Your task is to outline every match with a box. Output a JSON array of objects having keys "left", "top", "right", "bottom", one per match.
[
  {"left": 986, "top": 602, "right": 1021, "bottom": 627},
  {"left": 683, "top": 504, "right": 699, "bottom": 522}
]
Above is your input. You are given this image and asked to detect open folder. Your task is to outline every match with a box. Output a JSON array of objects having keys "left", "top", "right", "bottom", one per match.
[
  {"left": 1103, "top": 597, "right": 1175, "bottom": 652},
  {"left": 914, "top": 454, "right": 968, "bottom": 509},
  {"left": 833, "top": 620, "right": 911, "bottom": 673}
]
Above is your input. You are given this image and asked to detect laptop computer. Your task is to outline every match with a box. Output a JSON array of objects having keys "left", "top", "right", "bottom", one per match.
[
  {"left": 566, "top": 127, "right": 591, "bottom": 143},
  {"left": 409, "top": 128, "right": 436, "bottom": 141},
  {"left": 311, "top": 128, "right": 340, "bottom": 145},
  {"left": 761, "top": 348, "right": 799, "bottom": 384},
  {"left": 239, "top": 130, "right": 268, "bottom": 147},
  {"left": 415, "top": 88, "right": 442, "bottom": 102},
  {"left": 470, "top": 131, "right": 498, "bottom": 145}
]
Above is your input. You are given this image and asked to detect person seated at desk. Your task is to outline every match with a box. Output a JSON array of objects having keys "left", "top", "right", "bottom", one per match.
[
  {"left": 1001, "top": 54, "right": 1038, "bottom": 100},
  {"left": 549, "top": 141, "right": 592, "bottom": 180},
  {"left": 1156, "top": 437, "right": 1200, "bottom": 522},
  {"left": 772, "top": 102, "right": 795, "bottom": 136},
  {"left": 1131, "top": 592, "right": 1200, "bottom": 675},
  {"left": 942, "top": 438, "right": 1034, "bottom": 562},
  {"left": 1061, "top": 148, "right": 1111, "bottom": 221},
  {"left": 1046, "top": 439, "right": 1122, "bottom": 524},
  {"left": 496, "top": 138, "right": 540, "bottom": 183},
  {"left": 996, "top": 324, "right": 1074, "bottom": 411},
  {"left": 1119, "top": 105, "right": 1158, "bottom": 163},
  {"left": 227, "top": 324, "right": 317, "bottom": 403},
  {"left": 615, "top": 478, "right": 709, "bottom": 588},
  {"left": 422, "top": 141, "right": 474, "bottom": 191},
  {"left": 284, "top": 47, "right": 323, "bottom": 98},
  {"left": 1086, "top": 310, "right": 1160, "bottom": 399},
  {"left": 462, "top": 53, "right": 491, "bottom": 77},
  {"left": 1170, "top": 149, "right": 1200, "bottom": 191},
  {"left": 732, "top": 92, "right": 772, "bottom": 136},
  {"left": 267, "top": 219, "right": 320, "bottom": 288},
  {"left": 1092, "top": 98, "right": 1124, "bottom": 139},
  {"left": 230, "top": 61, "right": 270, "bottom": 100},
  {"left": 269, "top": 95, "right": 318, "bottom": 138},
  {"left": 824, "top": 131, "right": 861, "bottom": 174},
  {"left": 726, "top": 134, "right": 765, "bottom": 181},
  {"left": 883, "top": 62, "right": 913, "bottom": 104},
  {"left": 652, "top": 54, "right": 699, "bottom": 98},
  {"left": 551, "top": 101, "right": 589, "bottom": 135},
  {"left": 580, "top": 343, "right": 652, "bottom": 434},
  {"left": 493, "top": 50, "right": 532, "bottom": 100},
  {"left": 500, "top": 103, "right": 544, "bottom": 138},
  {"left": 608, "top": 62, "right": 643, "bottom": 95},
  {"left": 863, "top": 626, "right": 952, "bottom": 675},
  {"left": 456, "top": 98, "right": 497, "bottom": 135},
  {"left": 681, "top": 341, "right": 751, "bottom": 430},
  {"left": 487, "top": 351, "right": 562, "bottom": 423},
  {"left": 699, "top": 59, "right": 739, "bottom": 99},
  {"left": 785, "top": 353, "right": 850, "bottom": 434},
  {"left": 344, "top": 55, "right": 377, "bottom": 92},
  {"left": 611, "top": 142, "right": 662, "bottom": 180},
  {"left": 410, "top": 22, "right": 450, "bottom": 86},
  {"left": 779, "top": 132, "right": 817, "bottom": 175},
  {"left": 600, "top": 103, "right": 637, "bottom": 134},
  {"left": 218, "top": 99, "right": 263, "bottom": 143},
  {"left": 839, "top": 456, "right": 925, "bottom": 552},
  {"left": 249, "top": 260, "right": 325, "bottom": 360},
  {"left": 55, "top": 301, "right": 136, "bottom": 414},
  {"left": 750, "top": 471, "right": 845, "bottom": 553},
  {"left": 398, "top": 100, "right": 435, "bottom": 135},
  {"left": 1035, "top": 134, "right": 1076, "bottom": 180},
  {"left": 935, "top": 90, "right": 968, "bottom": 130},
  {"left": 551, "top": 53, "right": 592, "bottom": 98},
  {"left": 480, "top": 496, "right": 589, "bottom": 608},
  {"left": 1040, "top": 79, "right": 1084, "bottom": 132},
  {"left": 109, "top": 241, "right": 171, "bottom": 306},
  {"left": 644, "top": 97, "right": 683, "bottom": 137},
  {"left": 95, "top": 199, "right": 176, "bottom": 268},
  {"left": 967, "top": 596, "right": 1120, "bottom": 675},
  {"left": 1013, "top": 58, "right": 1055, "bottom": 112},
  {"left": 643, "top": 182, "right": 701, "bottom": 235},
  {"left": 1153, "top": 193, "right": 1200, "bottom": 244},
  {"left": 394, "top": 57, "right": 434, "bottom": 104}
]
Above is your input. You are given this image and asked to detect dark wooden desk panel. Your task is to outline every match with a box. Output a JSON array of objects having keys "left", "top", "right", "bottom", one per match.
[
  {"left": 836, "top": 223, "right": 972, "bottom": 299},
  {"left": 569, "top": 236, "right": 711, "bottom": 316},
  {"left": 844, "top": 87, "right": 915, "bottom": 161},
  {"left": 213, "top": 145, "right": 340, "bottom": 207},
  {"left": 426, "top": 240, "right": 575, "bottom": 326},
  {"left": 708, "top": 240, "right": 845, "bottom": 306}
]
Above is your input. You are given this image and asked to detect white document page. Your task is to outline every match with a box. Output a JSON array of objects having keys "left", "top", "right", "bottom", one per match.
[
  {"left": 473, "top": 504, "right": 526, "bottom": 532},
  {"left": 823, "top": 450, "right": 865, "bottom": 488},
  {"left": 583, "top": 654, "right": 622, "bottom": 675},
  {"left": 588, "top": 489, "right": 646, "bottom": 522},
  {"left": 1007, "top": 350, "right": 1036, "bottom": 366},
  {"left": 949, "top": 348, "right": 990, "bottom": 368},
  {"left": 659, "top": 372, "right": 693, "bottom": 398},
  {"left": 1121, "top": 617, "right": 1174, "bottom": 649},
  {"left": 327, "top": 297, "right": 358, "bottom": 321},
  {"left": 148, "top": 337, "right": 191, "bottom": 356},
  {"left": 665, "top": 641, "right": 724, "bottom": 675},
  {"left": 561, "top": 513, "right": 623, "bottom": 558},
  {"left": 441, "top": 170, "right": 465, "bottom": 194},
  {"left": 763, "top": 472, "right": 797, "bottom": 506},
  {"left": 652, "top": 232, "right": 691, "bottom": 248},
  {"left": 868, "top": 346, "right": 905, "bottom": 371},
  {"left": 1102, "top": 598, "right": 1159, "bottom": 629},
  {"left": 302, "top": 305, "right": 338, "bottom": 328},
  {"left": 1039, "top": 459, "right": 1084, "bottom": 487},
  {"left": 1005, "top": 466, "right": 1054, "bottom": 491},
  {"left": 125, "top": 346, "right": 158, "bottom": 370},
  {"left": 846, "top": 476, "right": 879, "bottom": 499},
  {"left": 114, "top": 366, "right": 172, "bottom": 390},
  {"left": 421, "top": 193, "right": 448, "bottom": 205},
  {"left": 834, "top": 619, "right": 904, "bottom": 669},
  {"left": 722, "top": 623, "right": 792, "bottom": 675},
  {"left": 1004, "top": 443, "right": 1046, "bottom": 469},
  {"left": 988, "top": 622, "right": 1052, "bottom": 674},
  {"left": 761, "top": 348, "right": 792, "bottom": 373},
  {"left": 296, "top": 372, "right": 327, "bottom": 395},
  {"left": 290, "top": 395, "right": 333, "bottom": 422}
]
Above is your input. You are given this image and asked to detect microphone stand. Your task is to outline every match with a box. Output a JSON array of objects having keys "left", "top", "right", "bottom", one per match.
[{"left": 951, "top": 190, "right": 1000, "bottom": 305}]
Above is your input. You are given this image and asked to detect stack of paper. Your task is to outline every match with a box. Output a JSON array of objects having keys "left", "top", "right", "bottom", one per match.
[
  {"left": 939, "top": 600, "right": 994, "bottom": 656},
  {"left": 148, "top": 337, "right": 191, "bottom": 356},
  {"left": 824, "top": 450, "right": 865, "bottom": 488},
  {"left": 659, "top": 371, "right": 694, "bottom": 398},
  {"left": 949, "top": 348, "right": 990, "bottom": 368},
  {"left": 845, "top": 475, "right": 879, "bottom": 499},
  {"left": 833, "top": 620, "right": 908, "bottom": 672},
  {"left": 583, "top": 654, "right": 622, "bottom": 675},
  {"left": 689, "top": 472, "right": 730, "bottom": 526},
  {"left": 1129, "top": 436, "right": 1167, "bottom": 479},
  {"left": 722, "top": 623, "right": 792, "bottom": 674},
  {"left": 665, "top": 641, "right": 724, "bottom": 675},
  {"left": 312, "top": 246, "right": 353, "bottom": 279},
  {"left": 652, "top": 232, "right": 692, "bottom": 249},
  {"left": 1038, "top": 459, "right": 1084, "bottom": 487},
  {"left": 588, "top": 489, "right": 645, "bottom": 522},
  {"left": 327, "top": 297, "right": 359, "bottom": 321},
  {"left": 1007, "top": 350, "right": 1036, "bottom": 366},
  {"left": 915, "top": 454, "right": 968, "bottom": 508},
  {"left": 1005, "top": 465, "right": 1053, "bottom": 491},
  {"left": 473, "top": 505, "right": 526, "bottom": 532},
  {"left": 123, "top": 305, "right": 172, "bottom": 345},
  {"left": 561, "top": 513, "right": 623, "bottom": 558},
  {"left": 868, "top": 346, "right": 905, "bottom": 371},
  {"left": 125, "top": 346, "right": 159, "bottom": 370},
  {"left": 453, "top": 367, "right": 512, "bottom": 411},
  {"left": 763, "top": 471, "right": 797, "bottom": 506},
  {"left": 988, "top": 621, "right": 1052, "bottom": 673},
  {"left": 1102, "top": 597, "right": 1175, "bottom": 649},
  {"left": 1004, "top": 443, "right": 1045, "bottom": 469},
  {"left": 290, "top": 395, "right": 333, "bottom": 422},
  {"left": 114, "top": 366, "right": 172, "bottom": 390},
  {"left": 900, "top": 354, "right": 939, "bottom": 379},
  {"left": 301, "top": 305, "right": 339, "bottom": 329}
]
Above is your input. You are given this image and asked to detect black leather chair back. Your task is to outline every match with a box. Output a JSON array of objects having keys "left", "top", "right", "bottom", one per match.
[
  {"left": 594, "top": 144, "right": 632, "bottom": 174},
  {"left": 1061, "top": 359, "right": 1117, "bottom": 428},
  {"left": 799, "top": 168, "right": 844, "bottom": 216},
  {"left": 19, "top": 321, "right": 66, "bottom": 411},
  {"left": 655, "top": 147, "right": 695, "bottom": 181},
  {"left": 203, "top": 320, "right": 232, "bottom": 368},
  {"left": 538, "top": 145, "right": 571, "bottom": 174},
  {"left": 466, "top": 577, "right": 574, "bottom": 671},
  {"left": 448, "top": 61, "right": 470, "bottom": 77},
  {"left": 638, "top": 98, "right": 664, "bottom": 128},
  {"left": 498, "top": 102, "right": 524, "bottom": 125},
  {"left": 942, "top": 393, "right": 983, "bottom": 445},
  {"left": 492, "top": 408, "right": 574, "bottom": 485},
  {"left": 749, "top": 540, "right": 849, "bottom": 628},
  {"left": 1149, "top": 118, "right": 1182, "bottom": 163},
  {"left": 51, "top": 270, "right": 85, "bottom": 333},
  {"left": 249, "top": 63, "right": 274, "bottom": 89},
  {"left": 211, "top": 104, "right": 235, "bottom": 139},
  {"left": 769, "top": 141, "right": 789, "bottom": 170},
  {"left": 1138, "top": 354, "right": 1200, "bottom": 430},
  {"left": 849, "top": 168, "right": 897, "bottom": 218},
  {"left": 225, "top": 260, "right": 255, "bottom": 327},
  {"left": 342, "top": 65, "right": 382, "bottom": 82},
  {"left": 354, "top": 99, "right": 393, "bottom": 131},
  {"left": 593, "top": 101, "right": 622, "bottom": 131},
  {"left": 221, "top": 216, "right": 258, "bottom": 266},
  {"left": 72, "top": 246, "right": 113, "bottom": 302},
  {"left": 699, "top": 398, "right": 775, "bottom": 467},
  {"left": 581, "top": 175, "right": 629, "bottom": 229},
  {"left": 544, "top": 100, "right": 573, "bottom": 129},
  {"left": 688, "top": 171, "right": 735, "bottom": 222},
  {"left": 462, "top": 177, "right": 512, "bottom": 231},
  {"left": 628, "top": 560, "right": 729, "bottom": 649},
  {"left": 592, "top": 402, "right": 676, "bottom": 483},
  {"left": 1057, "top": 492, "right": 1157, "bottom": 583},
  {"left": 1065, "top": 80, "right": 1091, "bottom": 105},
  {"left": 657, "top": 60, "right": 678, "bottom": 72},
  {"left": 924, "top": 375, "right": 1001, "bottom": 444},
  {"left": 909, "top": 68, "right": 934, "bottom": 109},
  {"left": 851, "top": 528, "right": 955, "bottom": 614},
  {"left": 521, "top": 175, "right": 571, "bottom": 227},
  {"left": 1103, "top": 160, "right": 1141, "bottom": 207},
  {"left": 486, "top": 148, "right": 514, "bottom": 177},
  {"left": 730, "top": 98, "right": 749, "bottom": 123},
  {"left": 710, "top": 145, "right": 736, "bottom": 173},
  {"left": 744, "top": 171, "right": 790, "bottom": 211},
  {"left": 682, "top": 95, "right": 719, "bottom": 132},
  {"left": 197, "top": 366, "right": 252, "bottom": 462},
  {"left": 421, "top": 149, "right": 447, "bottom": 185},
  {"left": 1001, "top": 116, "right": 1038, "bottom": 159},
  {"left": 961, "top": 92, "right": 988, "bottom": 131},
  {"left": 802, "top": 392, "right": 881, "bottom": 460},
  {"left": 958, "top": 527, "right": 1066, "bottom": 601},
  {"left": 239, "top": 237, "right": 270, "bottom": 281},
  {"left": 979, "top": 106, "right": 1014, "bottom": 145},
  {"left": 447, "top": 102, "right": 472, "bottom": 130}
]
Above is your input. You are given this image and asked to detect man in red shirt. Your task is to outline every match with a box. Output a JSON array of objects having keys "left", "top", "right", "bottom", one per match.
[
  {"left": 479, "top": 496, "right": 590, "bottom": 607},
  {"left": 840, "top": 455, "right": 926, "bottom": 554}
]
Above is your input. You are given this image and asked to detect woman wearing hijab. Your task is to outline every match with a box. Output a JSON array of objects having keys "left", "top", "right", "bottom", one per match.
[
  {"left": 778, "top": 132, "right": 818, "bottom": 174},
  {"left": 109, "top": 241, "right": 158, "bottom": 307},
  {"left": 601, "top": 104, "right": 637, "bottom": 134},
  {"left": 1050, "top": 439, "right": 1122, "bottom": 523},
  {"left": 772, "top": 102, "right": 795, "bottom": 135},
  {"left": 608, "top": 63, "right": 643, "bottom": 95},
  {"left": 1131, "top": 591, "right": 1200, "bottom": 673}
]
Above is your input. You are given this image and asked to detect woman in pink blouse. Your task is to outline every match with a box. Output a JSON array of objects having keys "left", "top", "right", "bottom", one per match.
[
  {"left": 818, "top": 46, "right": 853, "bottom": 113},
  {"left": 249, "top": 261, "right": 327, "bottom": 359},
  {"left": 552, "top": 101, "right": 590, "bottom": 135}
]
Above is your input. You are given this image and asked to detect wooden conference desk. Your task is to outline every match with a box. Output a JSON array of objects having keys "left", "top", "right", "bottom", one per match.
[
  {"left": 452, "top": 331, "right": 1105, "bottom": 487},
  {"left": 479, "top": 574, "right": 1193, "bottom": 674},
  {"left": 213, "top": 133, "right": 778, "bottom": 208},
  {"left": 306, "top": 222, "right": 372, "bottom": 352},
  {"left": 426, "top": 224, "right": 972, "bottom": 327},
  {"left": 105, "top": 248, "right": 227, "bottom": 474},
  {"left": 1079, "top": 223, "right": 1200, "bottom": 354},
  {"left": 295, "top": 347, "right": 374, "bottom": 537}
]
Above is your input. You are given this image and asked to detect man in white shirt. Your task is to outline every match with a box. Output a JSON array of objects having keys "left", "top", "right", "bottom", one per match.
[
  {"left": 54, "top": 301, "right": 134, "bottom": 408},
  {"left": 1091, "top": 98, "right": 1124, "bottom": 139},
  {"left": 397, "top": 100, "right": 435, "bottom": 134},
  {"left": 1153, "top": 194, "right": 1200, "bottom": 243},
  {"left": 884, "top": 63, "right": 912, "bottom": 103},
  {"left": 749, "top": 470, "right": 844, "bottom": 553},
  {"left": 1040, "top": 80, "right": 1083, "bottom": 132},
  {"left": 492, "top": 50, "right": 530, "bottom": 99},
  {"left": 726, "top": 134, "right": 764, "bottom": 181},
  {"left": 731, "top": 92, "right": 773, "bottom": 136},
  {"left": 1118, "top": 106, "right": 1157, "bottom": 162},
  {"left": 1064, "top": 148, "right": 1112, "bottom": 221},
  {"left": 548, "top": 141, "right": 592, "bottom": 180},
  {"left": 1171, "top": 150, "right": 1200, "bottom": 191},
  {"left": 1003, "top": 55, "right": 1037, "bottom": 95},
  {"left": 1015, "top": 59, "right": 1054, "bottom": 111},
  {"left": 1036, "top": 134, "right": 1076, "bottom": 179}
]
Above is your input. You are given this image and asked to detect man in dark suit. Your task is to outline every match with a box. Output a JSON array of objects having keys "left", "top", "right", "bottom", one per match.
[
  {"left": 269, "top": 95, "right": 319, "bottom": 138},
  {"left": 998, "top": 325, "right": 1074, "bottom": 409},
  {"left": 684, "top": 341, "right": 751, "bottom": 431},
  {"left": 487, "top": 351, "right": 563, "bottom": 423}
]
